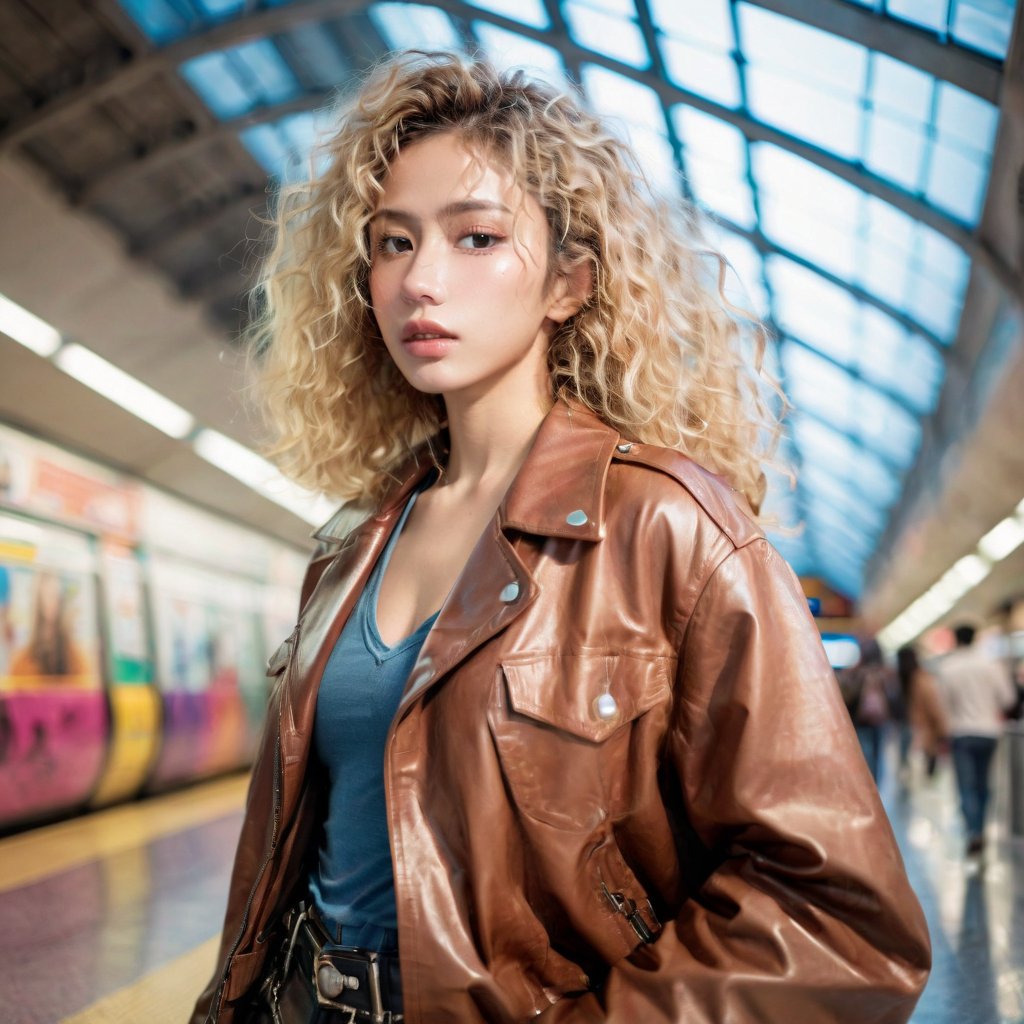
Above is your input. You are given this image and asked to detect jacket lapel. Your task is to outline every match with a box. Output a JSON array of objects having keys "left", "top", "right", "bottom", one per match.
[{"left": 396, "top": 400, "right": 621, "bottom": 718}]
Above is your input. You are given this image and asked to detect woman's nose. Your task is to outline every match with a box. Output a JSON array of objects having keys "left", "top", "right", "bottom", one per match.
[{"left": 400, "top": 246, "right": 446, "bottom": 305}]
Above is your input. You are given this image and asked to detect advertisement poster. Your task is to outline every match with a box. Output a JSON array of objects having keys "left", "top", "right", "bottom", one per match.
[
  {"left": 148, "top": 558, "right": 257, "bottom": 786},
  {"left": 0, "top": 513, "right": 106, "bottom": 825}
]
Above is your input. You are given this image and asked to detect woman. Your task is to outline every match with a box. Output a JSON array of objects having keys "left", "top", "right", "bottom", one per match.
[
  {"left": 898, "top": 644, "right": 948, "bottom": 780},
  {"left": 193, "top": 52, "right": 929, "bottom": 1024}
]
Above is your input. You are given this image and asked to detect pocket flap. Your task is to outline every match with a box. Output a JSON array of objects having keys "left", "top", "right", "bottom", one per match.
[{"left": 501, "top": 655, "right": 670, "bottom": 743}]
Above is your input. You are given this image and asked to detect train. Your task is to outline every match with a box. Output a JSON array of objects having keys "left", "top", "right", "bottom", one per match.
[{"left": 0, "top": 420, "right": 308, "bottom": 831}]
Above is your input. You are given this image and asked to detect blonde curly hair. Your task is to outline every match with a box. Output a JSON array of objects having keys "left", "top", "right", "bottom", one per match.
[{"left": 251, "top": 50, "right": 781, "bottom": 514}]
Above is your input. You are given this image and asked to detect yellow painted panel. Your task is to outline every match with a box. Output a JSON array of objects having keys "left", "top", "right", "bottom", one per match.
[
  {"left": 61, "top": 935, "right": 220, "bottom": 1024},
  {"left": 90, "top": 685, "right": 162, "bottom": 807}
]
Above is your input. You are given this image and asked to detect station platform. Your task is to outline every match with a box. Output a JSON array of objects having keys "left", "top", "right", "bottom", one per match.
[{"left": 1, "top": 752, "right": 1021, "bottom": 1024}]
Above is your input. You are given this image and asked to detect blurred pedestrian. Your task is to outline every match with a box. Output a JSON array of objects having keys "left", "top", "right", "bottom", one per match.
[
  {"left": 935, "top": 624, "right": 1016, "bottom": 856},
  {"left": 839, "top": 637, "right": 895, "bottom": 783},
  {"left": 897, "top": 645, "right": 948, "bottom": 780}
]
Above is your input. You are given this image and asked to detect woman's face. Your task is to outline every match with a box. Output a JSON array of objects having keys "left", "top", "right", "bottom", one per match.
[{"left": 368, "top": 132, "right": 575, "bottom": 402}]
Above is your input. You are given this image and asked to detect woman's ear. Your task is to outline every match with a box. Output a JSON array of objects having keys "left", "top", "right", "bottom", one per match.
[{"left": 546, "top": 260, "right": 593, "bottom": 324}]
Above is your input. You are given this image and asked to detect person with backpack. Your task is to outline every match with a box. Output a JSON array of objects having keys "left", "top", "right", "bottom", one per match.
[{"left": 839, "top": 638, "right": 895, "bottom": 783}]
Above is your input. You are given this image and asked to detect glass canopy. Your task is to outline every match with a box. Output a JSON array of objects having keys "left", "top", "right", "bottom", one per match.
[{"left": 116, "top": 0, "right": 1016, "bottom": 598}]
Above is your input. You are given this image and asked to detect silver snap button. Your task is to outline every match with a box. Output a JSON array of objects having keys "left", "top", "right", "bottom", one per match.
[
  {"left": 499, "top": 581, "right": 520, "bottom": 603},
  {"left": 566, "top": 509, "right": 588, "bottom": 526},
  {"left": 616, "top": 442, "right": 632, "bottom": 453},
  {"left": 595, "top": 693, "right": 618, "bottom": 719}
]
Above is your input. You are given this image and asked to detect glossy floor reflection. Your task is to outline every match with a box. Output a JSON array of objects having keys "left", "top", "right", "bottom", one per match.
[
  {"left": 882, "top": 743, "right": 1024, "bottom": 1024},
  {"left": 0, "top": 745, "right": 1021, "bottom": 1022}
]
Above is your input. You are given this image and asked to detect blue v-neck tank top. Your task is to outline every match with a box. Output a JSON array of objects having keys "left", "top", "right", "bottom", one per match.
[{"left": 309, "top": 477, "right": 439, "bottom": 945}]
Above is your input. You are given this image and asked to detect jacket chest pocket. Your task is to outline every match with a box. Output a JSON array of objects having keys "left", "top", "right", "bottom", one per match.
[{"left": 488, "top": 654, "right": 671, "bottom": 831}]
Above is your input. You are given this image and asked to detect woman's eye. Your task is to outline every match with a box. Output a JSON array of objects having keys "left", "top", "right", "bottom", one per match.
[
  {"left": 457, "top": 232, "right": 499, "bottom": 250},
  {"left": 377, "top": 235, "right": 412, "bottom": 255}
]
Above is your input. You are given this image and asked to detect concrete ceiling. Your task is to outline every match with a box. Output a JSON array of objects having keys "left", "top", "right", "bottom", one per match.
[{"left": 0, "top": 155, "right": 313, "bottom": 551}]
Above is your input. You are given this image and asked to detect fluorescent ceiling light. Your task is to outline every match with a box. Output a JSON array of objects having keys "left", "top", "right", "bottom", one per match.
[
  {"left": 977, "top": 515, "right": 1024, "bottom": 562},
  {"left": 0, "top": 293, "right": 62, "bottom": 357},
  {"left": 193, "top": 428, "right": 335, "bottom": 526},
  {"left": 948, "top": 553, "right": 990, "bottom": 588},
  {"left": 53, "top": 343, "right": 195, "bottom": 439}
]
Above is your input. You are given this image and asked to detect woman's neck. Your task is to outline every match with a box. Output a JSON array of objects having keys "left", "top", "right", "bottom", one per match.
[{"left": 441, "top": 385, "right": 551, "bottom": 498}]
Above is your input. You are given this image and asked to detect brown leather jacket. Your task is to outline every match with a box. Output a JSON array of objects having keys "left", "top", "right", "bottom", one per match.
[{"left": 193, "top": 401, "right": 930, "bottom": 1024}]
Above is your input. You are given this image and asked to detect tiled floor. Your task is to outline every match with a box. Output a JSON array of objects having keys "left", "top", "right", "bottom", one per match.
[
  {"left": 883, "top": 748, "right": 1024, "bottom": 1024},
  {"left": 0, "top": 745, "right": 1021, "bottom": 1023}
]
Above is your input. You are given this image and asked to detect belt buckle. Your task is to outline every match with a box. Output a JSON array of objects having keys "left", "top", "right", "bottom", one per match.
[{"left": 314, "top": 946, "right": 390, "bottom": 1023}]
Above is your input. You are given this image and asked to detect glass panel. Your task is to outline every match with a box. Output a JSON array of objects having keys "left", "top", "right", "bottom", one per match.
[
  {"left": 369, "top": 3, "right": 463, "bottom": 52},
  {"left": 785, "top": 346, "right": 921, "bottom": 467},
  {"left": 583, "top": 64, "right": 664, "bottom": 130},
  {"left": 117, "top": 0, "right": 189, "bottom": 43},
  {"left": 649, "top": 0, "right": 734, "bottom": 48},
  {"left": 582, "top": 67, "right": 677, "bottom": 193},
  {"left": 575, "top": 0, "right": 637, "bottom": 13},
  {"left": 801, "top": 464, "right": 887, "bottom": 533},
  {"left": 465, "top": 0, "right": 549, "bottom": 29},
  {"left": 952, "top": 0, "right": 1017, "bottom": 58},
  {"left": 806, "top": 503, "right": 874, "bottom": 555},
  {"left": 674, "top": 107, "right": 756, "bottom": 229},
  {"left": 744, "top": 67, "right": 863, "bottom": 159},
  {"left": 194, "top": 0, "right": 245, "bottom": 16},
  {"left": 755, "top": 145, "right": 862, "bottom": 280},
  {"left": 854, "top": 308, "right": 945, "bottom": 413},
  {"left": 660, "top": 39, "right": 740, "bottom": 107},
  {"left": 564, "top": 2, "right": 650, "bottom": 68},
  {"left": 738, "top": 3, "right": 869, "bottom": 94},
  {"left": 936, "top": 81, "right": 1000, "bottom": 153},
  {"left": 708, "top": 227, "right": 769, "bottom": 319},
  {"left": 794, "top": 417, "right": 899, "bottom": 506},
  {"left": 865, "top": 114, "right": 927, "bottom": 191},
  {"left": 228, "top": 40, "right": 301, "bottom": 106},
  {"left": 768, "top": 257, "right": 861, "bottom": 360},
  {"left": 886, "top": 0, "right": 950, "bottom": 32},
  {"left": 925, "top": 143, "right": 988, "bottom": 223},
  {"left": 241, "top": 124, "right": 289, "bottom": 177},
  {"left": 473, "top": 23, "right": 570, "bottom": 89},
  {"left": 181, "top": 53, "right": 253, "bottom": 119},
  {"left": 870, "top": 53, "right": 934, "bottom": 123}
]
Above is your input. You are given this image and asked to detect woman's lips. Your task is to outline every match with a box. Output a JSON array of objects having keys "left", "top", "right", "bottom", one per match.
[
  {"left": 401, "top": 322, "right": 457, "bottom": 357},
  {"left": 402, "top": 336, "right": 458, "bottom": 358}
]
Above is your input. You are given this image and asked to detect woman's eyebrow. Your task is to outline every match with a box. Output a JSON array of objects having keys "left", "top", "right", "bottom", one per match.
[{"left": 370, "top": 199, "right": 512, "bottom": 223}]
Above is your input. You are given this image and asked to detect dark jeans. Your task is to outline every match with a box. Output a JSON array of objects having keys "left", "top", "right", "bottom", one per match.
[
  {"left": 951, "top": 735, "right": 998, "bottom": 839},
  {"left": 856, "top": 724, "right": 886, "bottom": 783}
]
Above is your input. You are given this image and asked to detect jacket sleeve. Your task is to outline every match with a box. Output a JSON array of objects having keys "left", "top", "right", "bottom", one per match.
[{"left": 596, "top": 538, "right": 931, "bottom": 1023}]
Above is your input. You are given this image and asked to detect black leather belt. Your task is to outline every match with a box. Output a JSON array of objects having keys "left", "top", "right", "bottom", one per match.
[{"left": 274, "top": 905, "right": 404, "bottom": 1024}]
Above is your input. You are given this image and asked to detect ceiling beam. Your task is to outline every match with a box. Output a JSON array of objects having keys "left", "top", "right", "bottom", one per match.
[
  {"left": 0, "top": 0, "right": 1001, "bottom": 153},
  {"left": 74, "top": 91, "right": 332, "bottom": 206},
  {"left": 130, "top": 188, "right": 267, "bottom": 261}
]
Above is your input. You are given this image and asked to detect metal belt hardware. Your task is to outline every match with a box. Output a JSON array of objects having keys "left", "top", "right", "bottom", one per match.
[{"left": 601, "top": 882, "right": 659, "bottom": 944}]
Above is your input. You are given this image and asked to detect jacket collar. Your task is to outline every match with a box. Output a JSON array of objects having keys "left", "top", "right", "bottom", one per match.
[
  {"left": 312, "top": 397, "right": 621, "bottom": 544},
  {"left": 500, "top": 399, "right": 619, "bottom": 541}
]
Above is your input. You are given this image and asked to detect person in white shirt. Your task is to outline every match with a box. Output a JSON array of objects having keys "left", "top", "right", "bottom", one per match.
[{"left": 935, "top": 624, "right": 1016, "bottom": 855}]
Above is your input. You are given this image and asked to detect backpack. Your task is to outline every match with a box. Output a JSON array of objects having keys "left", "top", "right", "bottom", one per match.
[{"left": 855, "top": 667, "right": 890, "bottom": 726}]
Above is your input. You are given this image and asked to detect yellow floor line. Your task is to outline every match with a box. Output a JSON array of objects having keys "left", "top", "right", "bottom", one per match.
[
  {"left": 60, "top": 935, "right": 220, "bottom": 1024},
  {"left": 0, "top": 773, "right": 249, "bottom": 893}
]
